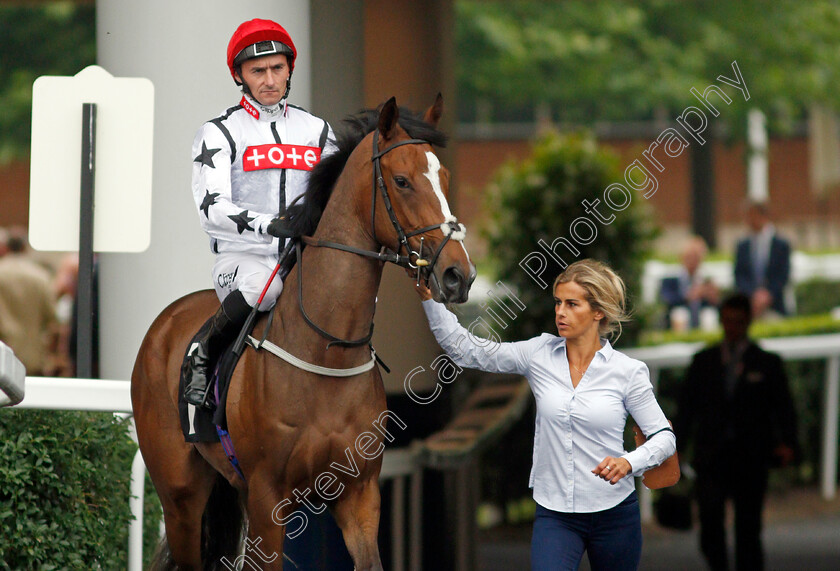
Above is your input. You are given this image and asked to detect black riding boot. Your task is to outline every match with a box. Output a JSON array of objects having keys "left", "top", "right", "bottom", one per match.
[{"left": 182, "top": 290, "right": 252, "bottom": 408}]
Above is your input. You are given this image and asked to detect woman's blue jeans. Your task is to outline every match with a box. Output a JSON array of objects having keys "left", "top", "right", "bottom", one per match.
[{"left": 531, "top": 492, "right": 642, "bottom": 571}]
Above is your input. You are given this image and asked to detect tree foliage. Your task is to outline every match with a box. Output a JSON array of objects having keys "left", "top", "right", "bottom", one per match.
[
  {"left": 482, "top": 130, "right": 658, "bottom": 344},
  {"left": 456, "top": 1, "right": 840, "bottom": 132},
  {"left": 0, "top": 2, "right": 95, "bottom": 162}
]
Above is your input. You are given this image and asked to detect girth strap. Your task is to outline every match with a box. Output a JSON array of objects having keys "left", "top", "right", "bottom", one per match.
[{"left": 247, "top": 336, "right": 377, "bottom": 377}]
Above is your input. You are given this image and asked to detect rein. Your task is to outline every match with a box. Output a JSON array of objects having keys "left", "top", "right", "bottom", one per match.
[{"left": 296, "top": 240, "right": 374, "bottom": 348}]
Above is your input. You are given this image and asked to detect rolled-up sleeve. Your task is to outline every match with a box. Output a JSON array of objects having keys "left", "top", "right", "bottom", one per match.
[{"left": 622, "top": 363, "right": 677, "bottom": 476}]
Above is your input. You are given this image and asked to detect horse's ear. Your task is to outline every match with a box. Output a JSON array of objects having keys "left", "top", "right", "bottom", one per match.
[
  {"left": 378, "top": 97, "right": 399, "bottom": 141},
  {"left": 423, "top": 93, "right": 444, "bottom": 128}
]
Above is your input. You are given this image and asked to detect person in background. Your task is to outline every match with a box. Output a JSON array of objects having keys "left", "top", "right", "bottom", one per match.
[
  {"left": 0, "top": 227, "right": 60, "bottom": 376},
  {"left": 660, "top": 235, "right": 720, "bottom": 330},
  {"left": 51, "top": 253, "right": 79, "bottom": 377},
  {"left": 417, "top": 259, "right": 675, "bottom": 571},
  {"left": 674, "top": 293, "right": 799, "bottom": 571},
  {"left": 734, "top": 201, "right": 791, "bottom": 319}
]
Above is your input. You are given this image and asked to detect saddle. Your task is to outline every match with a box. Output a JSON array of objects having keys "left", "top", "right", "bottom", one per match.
[{"left": 179, "top": 336, "right": 247, "bottom": 443}]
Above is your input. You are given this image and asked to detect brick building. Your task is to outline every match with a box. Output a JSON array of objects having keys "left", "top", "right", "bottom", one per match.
[{"left": 455, "top": 126, "right": 840, "bottom": 258}]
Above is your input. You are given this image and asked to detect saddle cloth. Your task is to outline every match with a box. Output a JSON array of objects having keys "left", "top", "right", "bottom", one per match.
[{"left": 178, "top": 342, "right": 242, "bottom": 443}]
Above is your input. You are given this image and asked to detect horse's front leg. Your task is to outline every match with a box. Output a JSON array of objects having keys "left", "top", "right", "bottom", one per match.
[
  {"left": 240, "top": 472, "right": 291, "bottom": 570},
  {"left": 332, "top": 475, "right": 385, "bottom": 571}
]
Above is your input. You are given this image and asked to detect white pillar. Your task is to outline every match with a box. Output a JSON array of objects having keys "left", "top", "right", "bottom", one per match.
[
  {"left": 747, "top": 108, "right": 769, "bottom": 203},
  {"left": 96, "top": 1, "right": 311, "bottom": 380},
  {"left": 822, "top": 355, "right": 839, "bottom": 500},
  {"left": 128, "top": 449, "right": 146, "bottom": 571}
]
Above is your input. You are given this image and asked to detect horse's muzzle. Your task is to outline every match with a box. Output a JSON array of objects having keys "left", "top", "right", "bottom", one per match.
[{"left": 436, "top": 263, "right": 476, "bottom": 304}]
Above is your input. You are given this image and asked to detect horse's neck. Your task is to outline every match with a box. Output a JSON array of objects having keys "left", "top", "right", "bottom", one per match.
[{"left": 277, "top": 184, "right": 382, "bottom": 362}]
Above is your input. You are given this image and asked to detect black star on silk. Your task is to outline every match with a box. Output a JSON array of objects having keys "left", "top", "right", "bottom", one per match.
[
  {"left": 228, "top": 210, "right": 255, "bottom": 234},
  {"left": 194, "top": 141, "right": 221, "bottom": 168},
  {"left": 200, "top": 190, "right": 219, "bottom": 218}
]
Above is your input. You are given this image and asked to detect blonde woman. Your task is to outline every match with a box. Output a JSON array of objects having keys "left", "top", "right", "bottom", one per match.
[{"left": 416, "top": 259, "right": 675, "bottom": 570}]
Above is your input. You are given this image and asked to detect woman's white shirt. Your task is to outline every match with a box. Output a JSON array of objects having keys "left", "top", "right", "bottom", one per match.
[{"left": 422, "top": 299, "right": 676, "bottom": 513}]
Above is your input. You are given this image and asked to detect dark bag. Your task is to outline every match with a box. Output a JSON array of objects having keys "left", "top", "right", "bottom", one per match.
[{"left": 654, "top": 489, "right": 693, "bottom": 530}]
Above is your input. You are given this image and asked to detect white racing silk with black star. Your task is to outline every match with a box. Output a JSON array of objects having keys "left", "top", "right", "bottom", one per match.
[{"left": 191, "top": 93, "right": 337, "bottom": 256}]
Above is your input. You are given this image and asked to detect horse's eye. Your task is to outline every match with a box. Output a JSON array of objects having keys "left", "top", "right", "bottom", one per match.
[{"left": 393, "top": 176, "right": 411, "bottom": 190}]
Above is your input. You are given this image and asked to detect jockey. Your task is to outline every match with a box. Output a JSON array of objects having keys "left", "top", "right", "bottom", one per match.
[{"left": 183, "top": 18, "right": 337, "bottom": 408}]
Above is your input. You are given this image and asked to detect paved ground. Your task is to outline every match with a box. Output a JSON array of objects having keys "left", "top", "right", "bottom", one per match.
[{"left": 477, "top": 488, "right": 840, "bottom": 570}]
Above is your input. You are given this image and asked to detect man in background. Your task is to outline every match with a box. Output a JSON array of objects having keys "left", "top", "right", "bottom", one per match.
[
  {"left": 675, "top": 294, "right": 799, "bottom": 570},
  {"left": 0, "top": 228, "right": 59, "bottom": 376},
  {"left": 660, "top": 235, "right": 720, "bottom": 329},
  {"left": 734, "top": 202, "right": 791, "bottom": 319}
]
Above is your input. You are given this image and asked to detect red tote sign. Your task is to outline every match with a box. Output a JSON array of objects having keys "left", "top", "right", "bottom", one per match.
[{"left": 243, "top": 144, "right": 321, "bottom": 172}]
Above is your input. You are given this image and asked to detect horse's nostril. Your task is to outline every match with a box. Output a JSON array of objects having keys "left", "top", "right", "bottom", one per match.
[{"left": 442, "top": 267, "right": 463, "bottom": 293}]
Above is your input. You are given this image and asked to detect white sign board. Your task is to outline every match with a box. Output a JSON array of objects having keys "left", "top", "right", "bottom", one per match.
[{"left": 29, "top": 65, "right": 154, "bottom": 252}]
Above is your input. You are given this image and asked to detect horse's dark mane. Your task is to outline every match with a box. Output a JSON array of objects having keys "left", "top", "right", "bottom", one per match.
[{"left": 287, "top": 105, "right": 448, "bottom": 238}]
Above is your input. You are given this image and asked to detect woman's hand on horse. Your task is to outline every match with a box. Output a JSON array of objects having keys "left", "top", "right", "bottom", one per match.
[
  {"left": 414, "top": 282, "right": 432, "bottom": 301},
  {"left": 410, "top": 275, "right": 433, "bottom": 301},
  {"left": 592, "top": 456, "right": 632, "bottom": 485}
]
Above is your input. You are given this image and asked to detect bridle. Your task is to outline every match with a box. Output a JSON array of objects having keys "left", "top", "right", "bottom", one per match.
[{"left": 297, "top": 129, "right": 467, "bottom": 348}]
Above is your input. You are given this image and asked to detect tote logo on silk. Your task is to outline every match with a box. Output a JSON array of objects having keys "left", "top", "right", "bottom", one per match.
[{"left": 243, "top": 144, "right": 321, "bottom": 172}]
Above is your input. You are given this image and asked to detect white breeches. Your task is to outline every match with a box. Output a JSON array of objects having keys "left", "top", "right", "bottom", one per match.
[{"left": 212, "top": 252, "right": 284, "bottom": 310}]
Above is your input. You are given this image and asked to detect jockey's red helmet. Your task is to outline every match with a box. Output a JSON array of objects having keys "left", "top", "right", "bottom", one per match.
[{"left": 227, "top": 19, "right": 297, "bottom": 84}]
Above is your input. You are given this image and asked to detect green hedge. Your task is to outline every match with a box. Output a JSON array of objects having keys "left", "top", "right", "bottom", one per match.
[
  {"left": 0, "top": 409, "right": 161, "bottom": 569},
  {"left": 795, "top": 278, "right": 840, "bottom": 316},
  {"left": 640, "top": 312, "right": 840, "bottom": 346}
]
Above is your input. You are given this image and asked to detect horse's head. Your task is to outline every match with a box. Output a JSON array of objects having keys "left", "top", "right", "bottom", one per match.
[{"left": 368, "top": 95, "right": 476, "bottom": 304}]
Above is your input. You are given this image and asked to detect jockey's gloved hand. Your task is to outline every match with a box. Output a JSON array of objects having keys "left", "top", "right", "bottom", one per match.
[
  {"left": 266, "top": 216, "right": 294, "bottom": 238},
  {"left": 266, "top": 203, "right": 316, "bottom": 238}
]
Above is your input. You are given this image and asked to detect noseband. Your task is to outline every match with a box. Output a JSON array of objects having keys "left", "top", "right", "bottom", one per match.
[{"left": 297, "top": 129, "right": 467, "bottom": 349}]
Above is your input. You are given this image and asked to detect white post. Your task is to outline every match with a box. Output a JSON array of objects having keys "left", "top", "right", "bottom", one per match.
[
  {"left": 128, "top": 449, "right": 146, "bottom": 571},
  {"left": 747, "top": 108, "right": 769, "bottom": 203},
  {"left": 822, "top": 355, "right": 839, "bottom": 499}
]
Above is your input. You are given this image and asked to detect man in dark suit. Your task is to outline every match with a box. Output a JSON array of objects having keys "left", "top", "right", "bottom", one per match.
[
  {"left": 660, "top": 236, "right": 720, "bottom": 329},
  {"left": 674, "top": 294, "right": 799, "bottom": 571},
  {"left": 734, "top": 202, "right": 791, "bottom": 318}
]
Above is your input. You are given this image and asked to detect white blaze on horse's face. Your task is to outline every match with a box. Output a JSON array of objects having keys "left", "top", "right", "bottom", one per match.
[
  {"left": 422, "top": 151, "right": 453, "bottom": 219},
  {"left": 422, "top": 151, "right": 471, "bottom": 261}
]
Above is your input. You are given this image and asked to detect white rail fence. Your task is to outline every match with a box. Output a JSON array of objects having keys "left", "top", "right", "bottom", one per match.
[
  {"left": 5, "top": 332, "right": 839, "bottom": 566},
  {"left": 11, "top": 377, "right": 423, "bottom": 571}
]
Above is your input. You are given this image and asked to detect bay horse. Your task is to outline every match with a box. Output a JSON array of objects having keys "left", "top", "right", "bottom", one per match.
[{"left": 131, "top": 95, "right": 475, "bottom": 570}]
